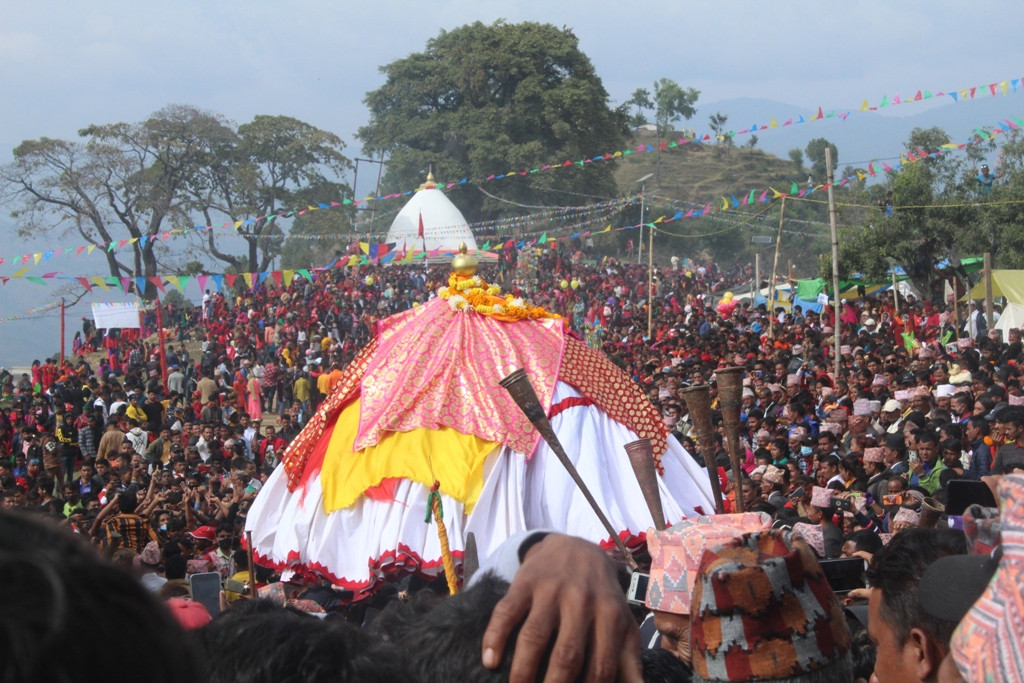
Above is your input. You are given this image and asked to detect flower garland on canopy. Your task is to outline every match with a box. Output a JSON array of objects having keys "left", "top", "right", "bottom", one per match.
[{"left": 438, "top": 272, "right": 560, "bottom": 323}]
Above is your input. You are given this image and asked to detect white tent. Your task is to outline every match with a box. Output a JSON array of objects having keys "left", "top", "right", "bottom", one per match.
[
  {"left": 995, "top": 301, "right": 1024, "bottom": 335},
  {"left": 385, "top": 174, "right": 477, "bottom": 254}
]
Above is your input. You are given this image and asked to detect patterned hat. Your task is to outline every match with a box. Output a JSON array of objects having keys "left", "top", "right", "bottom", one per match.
[
  {"left": 763, "top": 465, "right": 785, "bottom": 485},
  {"left": 852, "top": 399, "right": 872, "bottom": 417},
  {"left": 811, "top": 486, "right": 834, "bottom": 508},
  {"left": 690, "top": 530, "right": 852, "bottom": 681},
  {"left": 793, "top": 522, "right": 826, "bottom": 557},
  {"left": 820, "top": 422, "right": 842, "bottom": 435},
  {"left": 863, "top": 447, "right": 885, "bottom": 464},
  {"left": 951, "top": 474, "right": 1024, "bottom": 681},
  {"left": 645, "top": 513, "right": 773, "bottom": 615},
  {"left": 892, "top": 507, "right": 920, "bottom": 529}
]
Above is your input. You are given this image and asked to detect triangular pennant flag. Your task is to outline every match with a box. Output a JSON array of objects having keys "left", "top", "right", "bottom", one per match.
[
  {"left": 179, "top": 275, "right": 191, "bottom": 291},
  {"left": 860, "top": 99, "right": 869, "bottom": 111},
  {"left": 242, "top": 273, "right": 253, "bottom": 288},
  {"left": 91, "top": 277, "right": 109, "bottom": 291},
  {"left": 135, "top": 277, "right": 147, "bottom": 293},
  {"left": 224, "top": 274, "right": 237, "bottom": 289},
  {"left": 914, "top": 90, "right": 922, "bottom": 101},
  {"left": 969, "top": 87, "right": 976, "bottom": 99},
  {"left": 600, "top": 225, "right": 611, "bottom": 233},
  {"left": 76, "top": 277, "right": 93, "bottom": 292},
  {"left": 119, "top": 277, "right": 132, "bottom": 293},
  {"left": 481, "top": 240, "right": 490, "bottom": 251},
  {"left": 149, "top": 276, "right": 166, "bottom": 293},
  {"left": 924, "top": 90, "right": 933, "bottom": 99},
  {"left": 283, "top": 270, "right": 294, "bottom": 287},
  {"left": 271, "top": 271, "right": 282, "bottom": 287},
  {"left": 880, "top": 95, "right": 889, "bottom": 107},
  {"left": 539, "top": 233, "right": 548, "bottom": 244},
  {"left": 210, "top": 274, "right": 223, "bottom": 292},
  {"left": 33, "top": 252, "right": 42, "bottom": 265},
  {"left": 770, "top": 117, "right": 777, "bottom": 128},
  {"left": 258, "top": 272, "right": 271, "bottom": 285},
  {"left": 789, "top": 182, "right": 799, "bottom": 195},
  {"left": 892, "top": 94, "right": 901, "bottom": 104},
  {"left": 165, "top": 275, "right": 180, "bottom": 292},
  {"left": 25, "top": 277, "right": 45, "bottom": 285},
  {"left": 989, "top": 83, "right": 997, "bottom": 97},
  {"left": 297, "top": 269, "right": 313, "bottom": 282},
  {"left": 196, "top": 274, "right": 209, "bottom": 293}
]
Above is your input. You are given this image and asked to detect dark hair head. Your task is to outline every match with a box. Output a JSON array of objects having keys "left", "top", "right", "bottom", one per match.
[
  {"left": 0, "top": 512, "right": 197, "bottom": 682},
  {"left": 864, "top": 528, "right": 968, "bottom": 649},
  {"left": 371, "top": 573, "right": 520, "bottom": 682},
  {"left": 197, "top": 600, "right": 404, "bottom": 682}
]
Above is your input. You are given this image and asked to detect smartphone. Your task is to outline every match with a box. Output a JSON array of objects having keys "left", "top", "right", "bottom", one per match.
[
  {"left": 834, "top": 497, "right": 853, "bottom": 512},
  {"left": 189, "top": 571, "right": 222, "bottom": 617},
  {"left": 224, "top": 578, "right": 248, "bottom": 594},
  {"left": 882, "top": 494, "right": 903, "bottom": 506},
  {"left": 626, "top": 572, "right": 650, "bottom": 607},
  {"left": 788, "top": 486, "right": 806, "bottom": 501}
]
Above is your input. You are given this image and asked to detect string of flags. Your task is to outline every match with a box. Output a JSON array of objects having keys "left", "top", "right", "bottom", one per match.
[
  {"left": 3, "top": 73, "right": 1021, "bottom": 278},
  {"left": 1, "top": 108, "right": 1018, "bottom": 291}
]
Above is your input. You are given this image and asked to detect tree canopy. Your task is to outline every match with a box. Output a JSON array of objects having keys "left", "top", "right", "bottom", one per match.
[
  {"left": 829, "top": 126, "right": 1024, "bottom": 302},
  {"left": 1, "top": 106, "right": 352, "bottom": 295},
  {"left": 357, "top": 20, "right": 629, "bottom": 224}
]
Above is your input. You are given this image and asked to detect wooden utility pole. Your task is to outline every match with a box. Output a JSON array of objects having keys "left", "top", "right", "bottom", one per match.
[
  {"left": 768, "top": 197, "right": 786, "bottom": 338},
  {"left": 984, "top": 252, "right": 994, "bottom": 331},
  {"left": 826, "top": 148, "right": 842, "bottom": 378},
  {"left": 647, "top": 224, "right": 655, "bottom": 339}
]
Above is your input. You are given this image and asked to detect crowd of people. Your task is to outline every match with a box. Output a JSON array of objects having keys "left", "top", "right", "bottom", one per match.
[{"left": 1, "top": 243, "right": 1022, "bottom": 682}]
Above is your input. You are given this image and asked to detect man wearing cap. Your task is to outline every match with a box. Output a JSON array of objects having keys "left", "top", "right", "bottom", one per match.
[
  {"left": 879, "top": 398, "right": 904, "bottom": 435},
  {"left": 864, "top": 447, "right": 888, "bottom": 501},
  {"left": 645, "top": 513, "right": 772, "bottom": 667},
  {"left": 689, "top": 530, "right": 853, "bottom": 682}
]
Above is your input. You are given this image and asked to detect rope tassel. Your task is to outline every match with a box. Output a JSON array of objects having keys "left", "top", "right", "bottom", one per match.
[{"left": 426, "top": 480, "right": 459, "bottom": 595}]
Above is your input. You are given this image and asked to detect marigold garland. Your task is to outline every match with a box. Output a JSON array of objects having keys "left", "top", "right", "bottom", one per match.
[{"left": 439, "top": 272, "right": 560, "bottom": 322}]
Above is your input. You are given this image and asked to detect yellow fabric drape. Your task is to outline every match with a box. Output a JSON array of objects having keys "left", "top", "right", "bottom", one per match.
[{"left": 319, "top": 398, "right": 498, "bottom": 514}]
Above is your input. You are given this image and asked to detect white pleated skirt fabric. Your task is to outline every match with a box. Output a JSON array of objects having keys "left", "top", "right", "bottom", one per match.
[{"left": 246, "top": 382, "right": 714, "bottom": 597}]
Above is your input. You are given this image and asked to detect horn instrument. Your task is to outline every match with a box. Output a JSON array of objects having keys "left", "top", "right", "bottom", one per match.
[
  {"left": 680, "top": 384, "right": 725, "bottom": 513},
  {"left": 715, "top": 366, "right": 747, "bottom": 513},
  {"left": 500, "top": 369, "right": 638, "bottom": 570}
]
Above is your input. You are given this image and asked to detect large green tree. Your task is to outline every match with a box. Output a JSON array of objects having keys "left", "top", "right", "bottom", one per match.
[
  {"left": 1, "top": 107, "right": 352, "bottom": 293},
  {"left": 827, "top": 126, "right": 1024, "bottom": 302},
  {"left": 358, "top": 20, "right": 629, "bottom": 223}
]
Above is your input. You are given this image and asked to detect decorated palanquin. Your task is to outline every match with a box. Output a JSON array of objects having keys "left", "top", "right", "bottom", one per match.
[{"left": 246, "top": 249, "right": 714, "bottom": 598}]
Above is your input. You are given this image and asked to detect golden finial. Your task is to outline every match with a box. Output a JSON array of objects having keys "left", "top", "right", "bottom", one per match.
[
  {"left": 418, "top": 171, "right": 438, "bottom": 191},
  {"left": 451, "top": 242, "right": 478, "bottom": 273}
]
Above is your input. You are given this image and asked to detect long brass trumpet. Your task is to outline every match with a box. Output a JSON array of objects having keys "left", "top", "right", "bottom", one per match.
[
  {"left": 680, "top": 384, "right": 725, "bottom": 513},
  {"left": 500, "top": 369, "right": 638, "bottom": 570},
  {"left": 715, "top": 367, "right": 747, "bottom": 513},
  {"left": 624, "top": 438, "right": 667, "bottom": 531}
]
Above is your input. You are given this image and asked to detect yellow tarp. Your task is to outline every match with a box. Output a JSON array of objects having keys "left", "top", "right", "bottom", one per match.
[
  {"left": 319, "top": 398, "right": 499, "bottom": 515},
  {"left": 964, "top": 270, "right": 1024, "bottom": 303}
]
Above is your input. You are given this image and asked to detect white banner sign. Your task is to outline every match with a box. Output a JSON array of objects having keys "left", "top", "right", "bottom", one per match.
[{"left": 91, "top": 302, "right": 141, "bottom": 329}]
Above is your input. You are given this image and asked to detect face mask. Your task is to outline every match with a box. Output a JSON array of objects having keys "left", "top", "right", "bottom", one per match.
[
  {"left": 800, "top": 446, "right": 813, "bottom": 456},
  {"left": 159, "top": 524, "right": 168, "bottom": 532},
  {"left": 218, "top": 538, "right": 232, "bottom": 551}
]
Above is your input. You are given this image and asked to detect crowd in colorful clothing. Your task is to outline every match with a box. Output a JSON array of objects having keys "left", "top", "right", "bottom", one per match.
[{"left": 2, "top": 245, "right": 1022, "bottom": 682}]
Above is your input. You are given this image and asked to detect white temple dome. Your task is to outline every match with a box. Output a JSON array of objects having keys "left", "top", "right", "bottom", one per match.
[{"left": 385, "top": 173, "right": 478, "bottom": 253}]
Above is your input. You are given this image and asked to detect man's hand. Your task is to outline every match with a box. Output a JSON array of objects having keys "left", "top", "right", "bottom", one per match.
[{"left": 481, "top": 534, "right": 643, "bottom": 683}]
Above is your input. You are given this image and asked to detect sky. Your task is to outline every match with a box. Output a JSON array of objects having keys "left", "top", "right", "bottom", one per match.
[{"left": 1, "top": 0, "right": 1022, "bottom": 366}]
